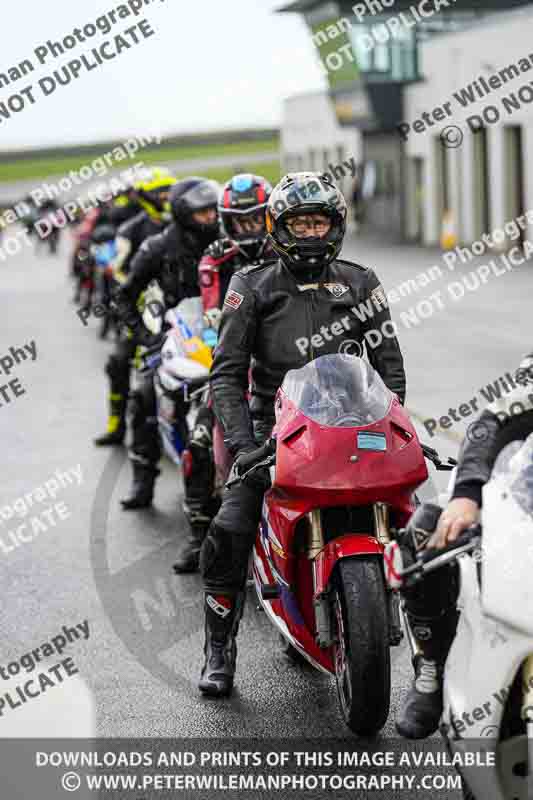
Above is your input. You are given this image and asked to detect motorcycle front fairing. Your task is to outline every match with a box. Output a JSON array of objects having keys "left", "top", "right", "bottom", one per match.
[
  {"left": 153, "top": 298, "right": 214, "bottom": 464},
  {"left": 253, "top": 355, "right": 428, "bottom": 672}
]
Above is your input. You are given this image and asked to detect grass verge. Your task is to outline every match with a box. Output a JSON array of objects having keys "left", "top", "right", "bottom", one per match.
[{"left": 0, "top": 138, "right": 280, "bottom": 183}]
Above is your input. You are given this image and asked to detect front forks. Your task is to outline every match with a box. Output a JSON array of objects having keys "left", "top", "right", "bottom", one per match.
[{"left": 309, "top": 504, "right": 404, "bottom": 648}]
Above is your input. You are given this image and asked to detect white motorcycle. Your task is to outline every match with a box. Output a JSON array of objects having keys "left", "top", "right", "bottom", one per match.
[
  {"left": 387, "top": 435, "right": 533, "bottom": 799},
  {"left": 137, "top": 291, "right": 216, "bottom": 465}
]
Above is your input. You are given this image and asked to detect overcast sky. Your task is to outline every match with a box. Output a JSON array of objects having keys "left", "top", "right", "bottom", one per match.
[{"left": 0, "top": 0, "right": 325, "bottom": 151}]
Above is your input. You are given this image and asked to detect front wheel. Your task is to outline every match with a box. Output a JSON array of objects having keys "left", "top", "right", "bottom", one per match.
[{"left": 332, "top": 556, "right": 391, "bottom": 736}]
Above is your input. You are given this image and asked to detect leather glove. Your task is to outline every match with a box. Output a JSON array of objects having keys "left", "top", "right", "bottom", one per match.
[{"left": 230, "top": 448, "right": 272, "bottom": 493}]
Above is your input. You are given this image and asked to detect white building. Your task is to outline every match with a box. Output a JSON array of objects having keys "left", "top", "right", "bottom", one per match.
[
  {"left": 282, "top": 90, "right": 362, "bottom": 205},
  {"left": 279, "top": 0, "right": 533, "bottom": 247},
  {"left": 403, "top": 5, "right": 533, "bottom": 246}
]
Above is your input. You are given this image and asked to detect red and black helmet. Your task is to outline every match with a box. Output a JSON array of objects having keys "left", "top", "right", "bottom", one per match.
[{"left": 219, "top": 174, "right": 272, "bottom": 261}]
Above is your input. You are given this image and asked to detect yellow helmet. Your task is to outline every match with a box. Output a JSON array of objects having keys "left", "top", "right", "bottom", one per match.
[{"left": 134, "top": 167, "right": 176, "bottom": 222}]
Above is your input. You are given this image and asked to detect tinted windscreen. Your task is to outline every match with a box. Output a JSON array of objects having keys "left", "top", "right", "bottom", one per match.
[{"left": 281, "top": 354, "right": 392, "bottom": 427}]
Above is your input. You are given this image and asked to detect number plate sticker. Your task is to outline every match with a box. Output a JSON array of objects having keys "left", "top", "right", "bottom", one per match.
[{"left": 357, "top": 432, "right": 386, "bottom": 451}]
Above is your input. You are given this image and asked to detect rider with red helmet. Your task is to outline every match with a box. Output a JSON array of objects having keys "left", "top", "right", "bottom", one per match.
[{"left": 174, "top": 174, "right": 276, "bottom": 573}]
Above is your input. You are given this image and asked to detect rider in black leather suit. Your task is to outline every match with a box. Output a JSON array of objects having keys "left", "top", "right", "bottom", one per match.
[
  {"left": 396, "top": 352, "right": 533, "bottom": 739},
  {"left": 113, "top": 177, "right": 220, "bottom": 510},
  {"left": 173, "top": 173, "right": 277, "bottom": 574},
  {"left": 197, "top": 172, "right": 407, "bottom": 697}
]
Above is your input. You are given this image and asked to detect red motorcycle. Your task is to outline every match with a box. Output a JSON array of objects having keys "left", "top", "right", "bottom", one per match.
[{"left": 230, "top": 353, "right": 447, "bottom": 735}]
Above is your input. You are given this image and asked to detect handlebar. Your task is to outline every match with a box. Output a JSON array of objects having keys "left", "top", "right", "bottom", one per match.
[
  {"left": 422, "top": 443, "right": 458, "bottom": 471},
  {"left": 386, "top": 524, "right": 481, "bottom": 590},
  {"left": 225, "top": 439, "right": 277, "bottom": 490},
  {"left": 236, "top": 440, "right": 277, "bottom": 472},
  {"left": 416, "top": 524, "right": 481, "bottom": 566}
]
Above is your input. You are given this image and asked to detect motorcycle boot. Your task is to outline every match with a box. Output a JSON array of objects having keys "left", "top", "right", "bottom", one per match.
[
  {"left": 94, "top": 392, "right": 127, "bottom": 446},
  {"left": 120, "top": 456, "right": 160, "bottom": 510},
  {"left": 392, "top": 502, "right": 459, "bottom": 738},
  {"left": 199, "top": 591, "right": 245, "bottom": 697},
  {"left": 396, "top": 605, "right": 459, "bottom": 739},
  {"left": 173, "top": 511, "right": 212, "bottom": 574}
]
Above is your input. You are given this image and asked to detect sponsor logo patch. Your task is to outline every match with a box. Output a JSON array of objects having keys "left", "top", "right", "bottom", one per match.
[
  {"left": 324, "top": 283, "right": 349, "bottom": 298},
  {"left": 371, "top": 285, "right": 387, "bottom": 307},
  {"left": 270, "top": 541, "right": 287, "bottom": 560},
  {"left": 206, "top": 595, "right": 232, "bottom": 618},
  {"left": 224, "top": 289, "right": 244, "bottom": 310}
]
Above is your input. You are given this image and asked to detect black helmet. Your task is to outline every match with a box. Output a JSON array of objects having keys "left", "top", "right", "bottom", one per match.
[
  {"left": 266, "top": 172, "right": 347, "bottom": 274},
  {"left": 169, "top": 177, "right": 220, "bottom": 245},
  {"left": 90, "top": 224, "right": 116, "bottom": 245},
  {"left": 219, "top": 174, "right": 272, "bottom": 261}
]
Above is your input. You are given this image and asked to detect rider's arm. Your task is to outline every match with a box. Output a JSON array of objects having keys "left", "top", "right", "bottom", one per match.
[
  {"left": 114, "top": 231, "right": 165, "bottom": 326},
  {"left": 361, "top": 268, "right": 407, "bottom": 404},
  {"left": 210, "top": 273, "right": 257, "bottom": 457},
  {"left": 430, "top": 409, "right": 499, "bottom": 547},
  {"left": 450, "top": 409, "right": 501, "bottom": 506}
]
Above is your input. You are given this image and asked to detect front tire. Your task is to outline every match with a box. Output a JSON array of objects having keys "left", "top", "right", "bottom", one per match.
[{"left": 333, "top": 556, "right": 391, "bottom": 736}]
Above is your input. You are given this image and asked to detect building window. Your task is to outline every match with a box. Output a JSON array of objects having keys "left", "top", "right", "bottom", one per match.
[{"left": 350, "top": 24, "right": 419, "bottom": 82}]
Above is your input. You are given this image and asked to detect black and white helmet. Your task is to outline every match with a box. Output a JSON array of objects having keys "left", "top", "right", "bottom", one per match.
[{"left": 265, "top": 172, "right": 347, "bottom": 271}]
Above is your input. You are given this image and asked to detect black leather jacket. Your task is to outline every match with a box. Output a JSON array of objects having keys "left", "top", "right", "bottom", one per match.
[
  {"left": 210, "top": 257, "right": 407, "bottom": 457},
  {"left": 116, "top": 211, "right": 164, "bottom": 276},
  {"left": 452, "top": 372, "right": 533, "bottom": 505},
  {"left": 115, "top": 222, "right": 206, "bottom": 326}
]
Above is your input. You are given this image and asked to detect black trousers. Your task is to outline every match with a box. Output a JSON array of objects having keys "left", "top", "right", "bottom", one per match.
[
  {"left": 129, "top": 372, "right": 161, "bottom": 467},
  {"left": 182, "top": 404, "right": 220, "bottom": 526},
  {"left": 200, "top": 416, "right": 273, "bottom": 594},
  {"left": 105, "top": 335, "right": 136, "bottom": 404}
]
